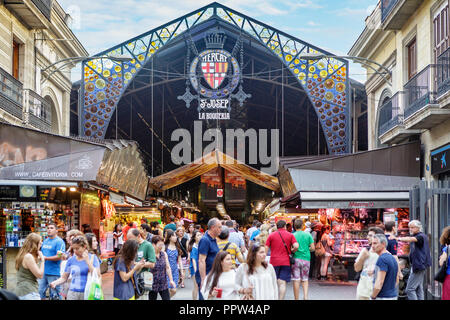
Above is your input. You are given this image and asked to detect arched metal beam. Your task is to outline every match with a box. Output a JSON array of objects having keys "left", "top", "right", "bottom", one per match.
[{"left": 80, "top": 2, "right": 350, "bottom": 154}]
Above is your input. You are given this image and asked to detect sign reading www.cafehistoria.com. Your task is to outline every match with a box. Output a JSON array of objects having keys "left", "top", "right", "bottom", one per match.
[{"left": 178, "top": 32, "right": 251, "bottom": 120}]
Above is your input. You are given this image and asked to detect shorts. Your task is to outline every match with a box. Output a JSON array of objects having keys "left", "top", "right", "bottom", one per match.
[
  {"left": 66, "top": 290, "right": 85, "bottom": 300},
  {"left": 19, "top": 292, "right": 40, "bottom": 300},
  {"left": 291, "top": 259, "right": 310, "bottom": 281},
  {"left": 273, "top": 265, "right": 291, "bottom": 282}
]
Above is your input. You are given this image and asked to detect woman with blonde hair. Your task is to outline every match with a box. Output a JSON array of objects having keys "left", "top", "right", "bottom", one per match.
[
  {"left": 255, "top": 224, "right": 271, "bottom": 263},
  {"left": 14, "top": 233, "right": 45, "bottom": 300},
  {"left": 255, "top": 224, "right": 270, "bottom": 246}
]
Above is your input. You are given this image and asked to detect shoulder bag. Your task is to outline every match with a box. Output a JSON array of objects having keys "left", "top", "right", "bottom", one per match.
[
  {"left": 315, "top": 240, "right": 325, "bottom": 257},
  {"left": 278, "top": 231, "right": 295, "bottom": 266},
  {"left": 129, "top": 265, "right": 146, "bottom": 298},
  {"left": 434, "top": 245, "right": 449, "bottom": 283},
  {"left": 221, "top": 242, "right": 231, "bottom": 252}
]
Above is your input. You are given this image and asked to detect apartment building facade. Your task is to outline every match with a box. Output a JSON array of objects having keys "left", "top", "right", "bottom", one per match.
[
  {"left": 350, "top": 0, "right": 450, "bottom": 299},
  {"left": 0, "top": 0, "right": 87, "bottom": 135}
]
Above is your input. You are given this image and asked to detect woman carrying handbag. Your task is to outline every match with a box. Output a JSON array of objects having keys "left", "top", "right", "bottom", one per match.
[{"left": 437, "top": 227, "right": 450, "bottom": 300}]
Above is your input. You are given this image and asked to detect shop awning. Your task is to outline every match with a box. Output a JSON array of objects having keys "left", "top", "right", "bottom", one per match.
[
  {"left": 149, "top": 149, "right": 280, "bottom": 192},
  {"left": 277, "top": 142, "right": 421, "bottom": 209},
  {"left": 299, "top": 191, "right": 410, "bottom": 209},
  {"left": 0, "top": 123, "right": 148, "bottom": 200},
  {"left": 278, "top": 141, "right": 421, "bottom": 198}
]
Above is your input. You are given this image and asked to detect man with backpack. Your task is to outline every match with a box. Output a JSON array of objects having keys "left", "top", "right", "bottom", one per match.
[{"left": 217, "top": 226, "right": 244, "bottom": 269}]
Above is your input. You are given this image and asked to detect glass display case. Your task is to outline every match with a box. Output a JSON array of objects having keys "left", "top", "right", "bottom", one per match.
[
  {"left": 397, "top": 228, "right": 410, "bottom": 257},
  {"left": 344, "top": 239, "right": 369, "bottom": 255}
]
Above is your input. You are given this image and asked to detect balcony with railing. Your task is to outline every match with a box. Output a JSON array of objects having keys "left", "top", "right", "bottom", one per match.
[
  {"left": 436, "top": 46, "right": 450, "bottom": 98},
  {"left": 4, "top": 0, "right": 53, "bottom": 28},
  {"left": 381, "top": 0, "right": 423, "bottom": 30},
  {"left": 381, "top": 0, "right": 398, "bottom": 22},
  {"left": 0, "top": 67, "right": 23, "bottom": 120},
  {"left": 377, "top": 91, "right": 421, "bottom": 145},
  {"left": 378, "top": 92, "right": 403, "bottom": 136},
  {"left": 24, "top": 89, "right": 52, "bottom": 132},
  {"left": 404, "top": 65, "right": 435, "bottom": 119},
  {"left": 403, "top": 64, "right": 450, "bottom": 130}
]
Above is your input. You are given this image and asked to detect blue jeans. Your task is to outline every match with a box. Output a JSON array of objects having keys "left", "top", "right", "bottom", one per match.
[
  {"left": 195, "top": 272, "right": 204, "bottom": 300},
  {"left": 38, "top": 275, "right": 62, "bottom": 300}
]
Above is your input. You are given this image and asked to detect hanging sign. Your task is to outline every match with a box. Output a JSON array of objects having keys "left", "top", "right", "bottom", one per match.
[{"left": 178, "top": 32, "right": 251, "bottom": 120}]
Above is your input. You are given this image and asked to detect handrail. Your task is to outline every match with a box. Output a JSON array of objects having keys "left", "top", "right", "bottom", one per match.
[
  {"left": 381, "top": 0, "right": 399, "bottom": 22},
  {"left": 24, "top": 89, "right": 51, "bottom": 126},
  {"left": 404, "top": 64, "right": 436, "bottom": 119},
  {"left": 378, "top": 91, "right": 404, "bottom": 136},
  {"left": 30, "top": 0, "right": 53, "bottom": 21},
  {"left": 0, "top": 66, "right": 23, "bottom": 106}
]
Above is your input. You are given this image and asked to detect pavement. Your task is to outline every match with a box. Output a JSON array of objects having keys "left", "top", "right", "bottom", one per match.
[{"left": 100, "top": 266, "right": 358, "bottom": 300}]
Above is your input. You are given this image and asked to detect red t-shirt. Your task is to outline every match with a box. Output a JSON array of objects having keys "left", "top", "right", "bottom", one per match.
[
  {"left": 266, "top": 229, "right": 297, "bottom": 266},
  {"left": 122, "top": 225, "right": 131, "bottom": 242}
]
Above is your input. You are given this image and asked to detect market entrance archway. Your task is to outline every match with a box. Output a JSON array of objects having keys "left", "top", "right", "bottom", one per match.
[{"left": 79, "top": 2, "right": 350, "bottom": 177}]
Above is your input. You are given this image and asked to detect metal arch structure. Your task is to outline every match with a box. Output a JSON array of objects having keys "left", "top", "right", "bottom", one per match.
[{"left": 80, "top": 2, "right": 350, "bottom": 155}]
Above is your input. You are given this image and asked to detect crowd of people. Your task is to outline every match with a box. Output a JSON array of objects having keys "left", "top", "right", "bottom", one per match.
[{"left": 4, "top": 215, "right": 450, "bottom": 301}]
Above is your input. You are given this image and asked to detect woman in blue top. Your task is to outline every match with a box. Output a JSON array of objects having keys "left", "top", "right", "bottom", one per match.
[
  {"left": 439, "top": 226, "right": 450, "bottom": 300},
  {"left": 164, "top": 229, "right": 182, "bottom": 298},
  {"left": 188, "top": 230, "right": 202, "bottom": 300},
  {"left": 50, "top": 236, "right": 101, "bottom": 300},
  {"left": 112, "top": 239, "right": 145, "bottom": 300}
]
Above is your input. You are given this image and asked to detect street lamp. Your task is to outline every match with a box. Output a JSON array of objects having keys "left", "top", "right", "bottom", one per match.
[
  {"left": 298, "top": 53, "right": 392, "bottom": 153},
  {"left": 40, "top": 55, "right": 133, "bottom": 84}
]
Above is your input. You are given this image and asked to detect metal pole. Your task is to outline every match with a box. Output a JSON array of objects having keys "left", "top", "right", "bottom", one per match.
[
  {"left": 307, "top": 103, "right": 309, "bottom": 155},
  {"left": 318, "top": 117, "right": 320, "bottom": 155},
  {"left": 353, "top": 86, "right": 356, "bottom": 153},
  {"left": 151, "top": 58, "right": 154, "bottom": 178},
  {"left": 282, "top": 64, "right": 284, "bottom": 157}
]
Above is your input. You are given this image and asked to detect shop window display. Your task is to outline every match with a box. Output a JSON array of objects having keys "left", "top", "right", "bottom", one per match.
[
  {"left": 314, "top": 207, "right": 411, "bottom": 281},
  {"left": 0, "top": 204, "right": 73, "bottom": 248}
]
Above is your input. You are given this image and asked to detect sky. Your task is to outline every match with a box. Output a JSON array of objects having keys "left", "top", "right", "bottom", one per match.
[{"left": 58, "top": 0, "right": 378, "bottom": 83}]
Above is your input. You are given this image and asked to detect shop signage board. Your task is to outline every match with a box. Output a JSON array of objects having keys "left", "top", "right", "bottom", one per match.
[
  {"left": 217, "top": 189, "right": 224, "bottom": 197},
  {"left": 109, "top": 192, "right": 125, "bottom": 205},
  {"left": 125, "top": 196, "right": 142, "bottom": 207},
  {"left": 201, "top": 167, "right": 223, "bottom": 205},
  {"left": 0, "top": 123, "right": 105, "bottom": 181},
  {"left": 301, "top": 200, "right": 410, "bottom": 209},
  {"left": 431, "top": 143, "right": 450, "bottom": 176},
  {"left": 178, "top": 32, "right": 251, "bottom": 120},
  {"left": 0, "top": 186, "right": 18, "bottom": 201}
]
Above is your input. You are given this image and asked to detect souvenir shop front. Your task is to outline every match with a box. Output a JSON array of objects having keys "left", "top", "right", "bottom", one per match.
[{"left": 277, "top": 142, "right": 421, "bottom": 282}]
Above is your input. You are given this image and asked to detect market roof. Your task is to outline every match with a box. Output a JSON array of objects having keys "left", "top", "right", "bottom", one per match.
[
  {"left": 278, "top": 141, "right": 421, "bottom": 197},
  {"left": 0, "top": 122, "right": 149, "bottom": 200},
  {"left": 148, "top": 149, "right": 280, "bottom": 192}
]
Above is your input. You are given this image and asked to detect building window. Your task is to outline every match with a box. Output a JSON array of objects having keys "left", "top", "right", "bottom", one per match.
[
  {"left": 407, "top": 37, "right": 417, "bottom": 80},
  {"left": 434, "top": 3, "right": 449, "bottom": 61},
  {"left": 12, "top": 41, "right": 20, "bottom": 80}
]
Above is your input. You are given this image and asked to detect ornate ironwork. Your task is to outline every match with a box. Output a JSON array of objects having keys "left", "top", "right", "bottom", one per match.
[{"left": 80, "top": 2, "right": 350, "bottom": 154}]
